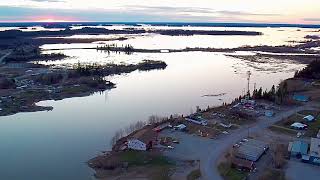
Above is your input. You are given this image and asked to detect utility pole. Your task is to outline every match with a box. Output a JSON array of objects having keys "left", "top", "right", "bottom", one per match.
[{"left": 246, "top": 71, "right": 252, "bottom": 99}]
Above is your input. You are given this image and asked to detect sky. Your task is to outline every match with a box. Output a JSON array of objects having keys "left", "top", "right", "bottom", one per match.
[{"left": 0, "top": 0, "right": 319, "bottom": 24}]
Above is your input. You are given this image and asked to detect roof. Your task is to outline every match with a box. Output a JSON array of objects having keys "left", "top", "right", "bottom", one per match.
[
  {"left": 310, "top": 138, "right": 320, "bottom": 158},
  {"left": 130, "top": 128, "right": 158, "bottom": 144},
  {"left": 235, "top": 139, "right": 269, "bottom": 161},
  {"left": 175, "top": 124, "right": 186, "bottom": 129},
  {"left": 293, "top": 94, "right": 309, "bottom": 102},
  {"left": 291, "top": 122, "right": 307, "bottom": 128},
  {"left": 304, "top": 115, "right": 315, "bottom": 121},
  {"left": 231, "top": 158, "right": 254, "bottom": 169},
  {"left": 291, "top": 141, "right": 309, "bottom": 155}
]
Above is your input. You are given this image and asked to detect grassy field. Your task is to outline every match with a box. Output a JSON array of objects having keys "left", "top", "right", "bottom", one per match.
[
  {"left": 120, "top": 151, "right": 173, "bottom": 167},
  {"left": 187, "top": 169, "right": 201, "bottom": 180},
  {"left": 218, "top": 162, "right": 247, "bottom": 180},
  {"left": 118, "top": 151, "right": 173, "bottom": 180},
  {"left": 259, "top": 168, "right": 286, "bottom": 180}
]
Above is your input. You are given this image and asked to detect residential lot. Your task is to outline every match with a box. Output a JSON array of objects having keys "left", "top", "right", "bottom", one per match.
[{"left": 271, "top": 109, "right": 320, "bottom": 137}]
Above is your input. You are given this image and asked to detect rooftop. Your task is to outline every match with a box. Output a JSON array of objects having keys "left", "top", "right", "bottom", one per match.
[
  {"left": 291, "top": 141, "right": 309, "bottom": 155},
  {"left": 310, "top": 138, "right": 320, "bottom": 158}
]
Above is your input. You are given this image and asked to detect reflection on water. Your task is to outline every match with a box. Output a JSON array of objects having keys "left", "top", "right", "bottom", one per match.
[
  {"left": 40, "top": 26, "right": 320, "bottom": 50},
  {"left": 0, "top": 51, "right": 305, "bottom": 179}
]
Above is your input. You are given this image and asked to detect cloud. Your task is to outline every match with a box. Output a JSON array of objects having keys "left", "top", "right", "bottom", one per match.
[
  {"left": 303, "top": 18, "right": 320, "bottom": 22},
  {"left": 0, "top": 4, "right": 282, "bottom": 22},
  {"left": 126, "top": 5, "right": 280, "bottom": 17}
]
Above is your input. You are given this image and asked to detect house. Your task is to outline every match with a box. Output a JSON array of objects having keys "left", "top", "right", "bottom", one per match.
[
  {"left": 174, "top": 124, "right": 187, "bottom": 131},
  {"left": 235, "top": 139, "right": 269, "bottom": 162},
  {"left": 303, "top": 115, "right": 315, "bottom": 122},
  {"left": 127, "top": 129, "right": 158, "bottom": 151},
  {"left": 302, "top": 138, "right": 320, "bottom": 165},
  {"left": 231, "top": 158, "right": 255, "bottom": 172},
  {"left": 185, "top": 114, "right": 208, "bottom": 126},
  {"left": 291, "top": 122, "right": 308, "bottom": 130},
  {"left": 288, "top": 141, "right": 309, "bottom": 158},
  {"left": 293, "top": 94, "right": 309, "bottom": 102}
]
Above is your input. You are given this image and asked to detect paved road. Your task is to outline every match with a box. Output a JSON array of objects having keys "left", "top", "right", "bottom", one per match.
[
  {"left": 286, "top": 159, "right": 320, "bottom": 180},
  {"left": 201, "top": 103, "right": 318, "bottom": 180}
]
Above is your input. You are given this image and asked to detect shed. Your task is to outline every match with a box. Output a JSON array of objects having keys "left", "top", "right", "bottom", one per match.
[
  {"left": 290, "top": 141, "right": 309, "bottom": 157},
  {"left": 303, "top": 115, "right": 315, "bottom": 122},
  {"left": 293, "top": 94, "right": 309, "bottom": 102}
]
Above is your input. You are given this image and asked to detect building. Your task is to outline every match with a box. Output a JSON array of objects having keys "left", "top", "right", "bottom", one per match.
[
  {"left": 310, "top": 138, "right": 320, "bottom": 158},
  {"left": 185, "top": 114, "right": 208, "bottom": 126},
  {"left": 231, "top": 158, "right": 255, "bottom": 172},
  {"left": 235, "top": 139, "right": 269, "bottom": 162},
  {"left": 153, "top": 123, "right": 170, "bottom": 132},
  {"left": 303, "top": 115, "right": 315, "bottom": 122},
  {"left": 127, "top": 129, "right": 158, "bottom": 151},
  {"left": 288, "top": 141, "right": 309, "bottom": 158},
  {"left": 291, "top": 122, "right": 308, "bottom": 130},
  {"left": 174, "top": 124, "right": 187, "bottom": 131}
]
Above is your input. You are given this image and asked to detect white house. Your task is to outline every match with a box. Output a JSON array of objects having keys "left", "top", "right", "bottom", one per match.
[
  {"left": 127, "top": 129, "right": 158, "bottom": 151},
  {"left": 303, "top": 115, "right": 315, "bottom": 122},
  {"left": 291, "top": 122, "right": 308, "bottom": 130}
]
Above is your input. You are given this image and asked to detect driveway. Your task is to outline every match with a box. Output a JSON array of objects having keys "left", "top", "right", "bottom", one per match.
[{"left": 286, "top": 160, "right": 320, "bottom": 180}]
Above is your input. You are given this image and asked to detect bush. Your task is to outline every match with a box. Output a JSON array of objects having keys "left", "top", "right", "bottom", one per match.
[
  {"left": 35, "top": 73, "right": 64, "bottom": 85},
  {"left": 0, "top": 77, "right": 16, "bottom": 89}
]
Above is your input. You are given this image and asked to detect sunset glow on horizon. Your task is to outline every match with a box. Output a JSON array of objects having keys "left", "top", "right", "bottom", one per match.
[{"left": 0, "top": 0, "right": 319, "bottom": 24}]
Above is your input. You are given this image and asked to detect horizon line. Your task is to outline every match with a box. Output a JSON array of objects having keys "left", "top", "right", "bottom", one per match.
[{"left": 0, "top": 21, "right": 319, "bottom": 25}]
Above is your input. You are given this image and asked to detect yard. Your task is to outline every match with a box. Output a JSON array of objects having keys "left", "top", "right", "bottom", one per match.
[
  {"left": 89, "top": 150, "right": 174, "bottom": 180},
  {"left": 217, "top": 162, "right": 248, "bottom": 180},
  {"left": 272, "top": 110, "right": 320, "bottom": 137}
]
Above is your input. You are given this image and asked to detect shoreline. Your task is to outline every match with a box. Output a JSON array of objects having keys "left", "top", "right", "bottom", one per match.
[{"left": 0, "top": 60, "right": 167, "bottom": 117}]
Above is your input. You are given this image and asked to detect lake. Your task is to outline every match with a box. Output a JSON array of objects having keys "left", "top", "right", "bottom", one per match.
[{"left": 0, "top": 26, "right": 310, "bottom": 180}]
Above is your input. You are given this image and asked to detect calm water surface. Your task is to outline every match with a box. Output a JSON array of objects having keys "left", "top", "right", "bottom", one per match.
[
  {"left": 0, "top": 52, "right": 305, "bottom": 179},
  {"left": 0, "top": 27, "right": 311, "bottom": 180}
]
